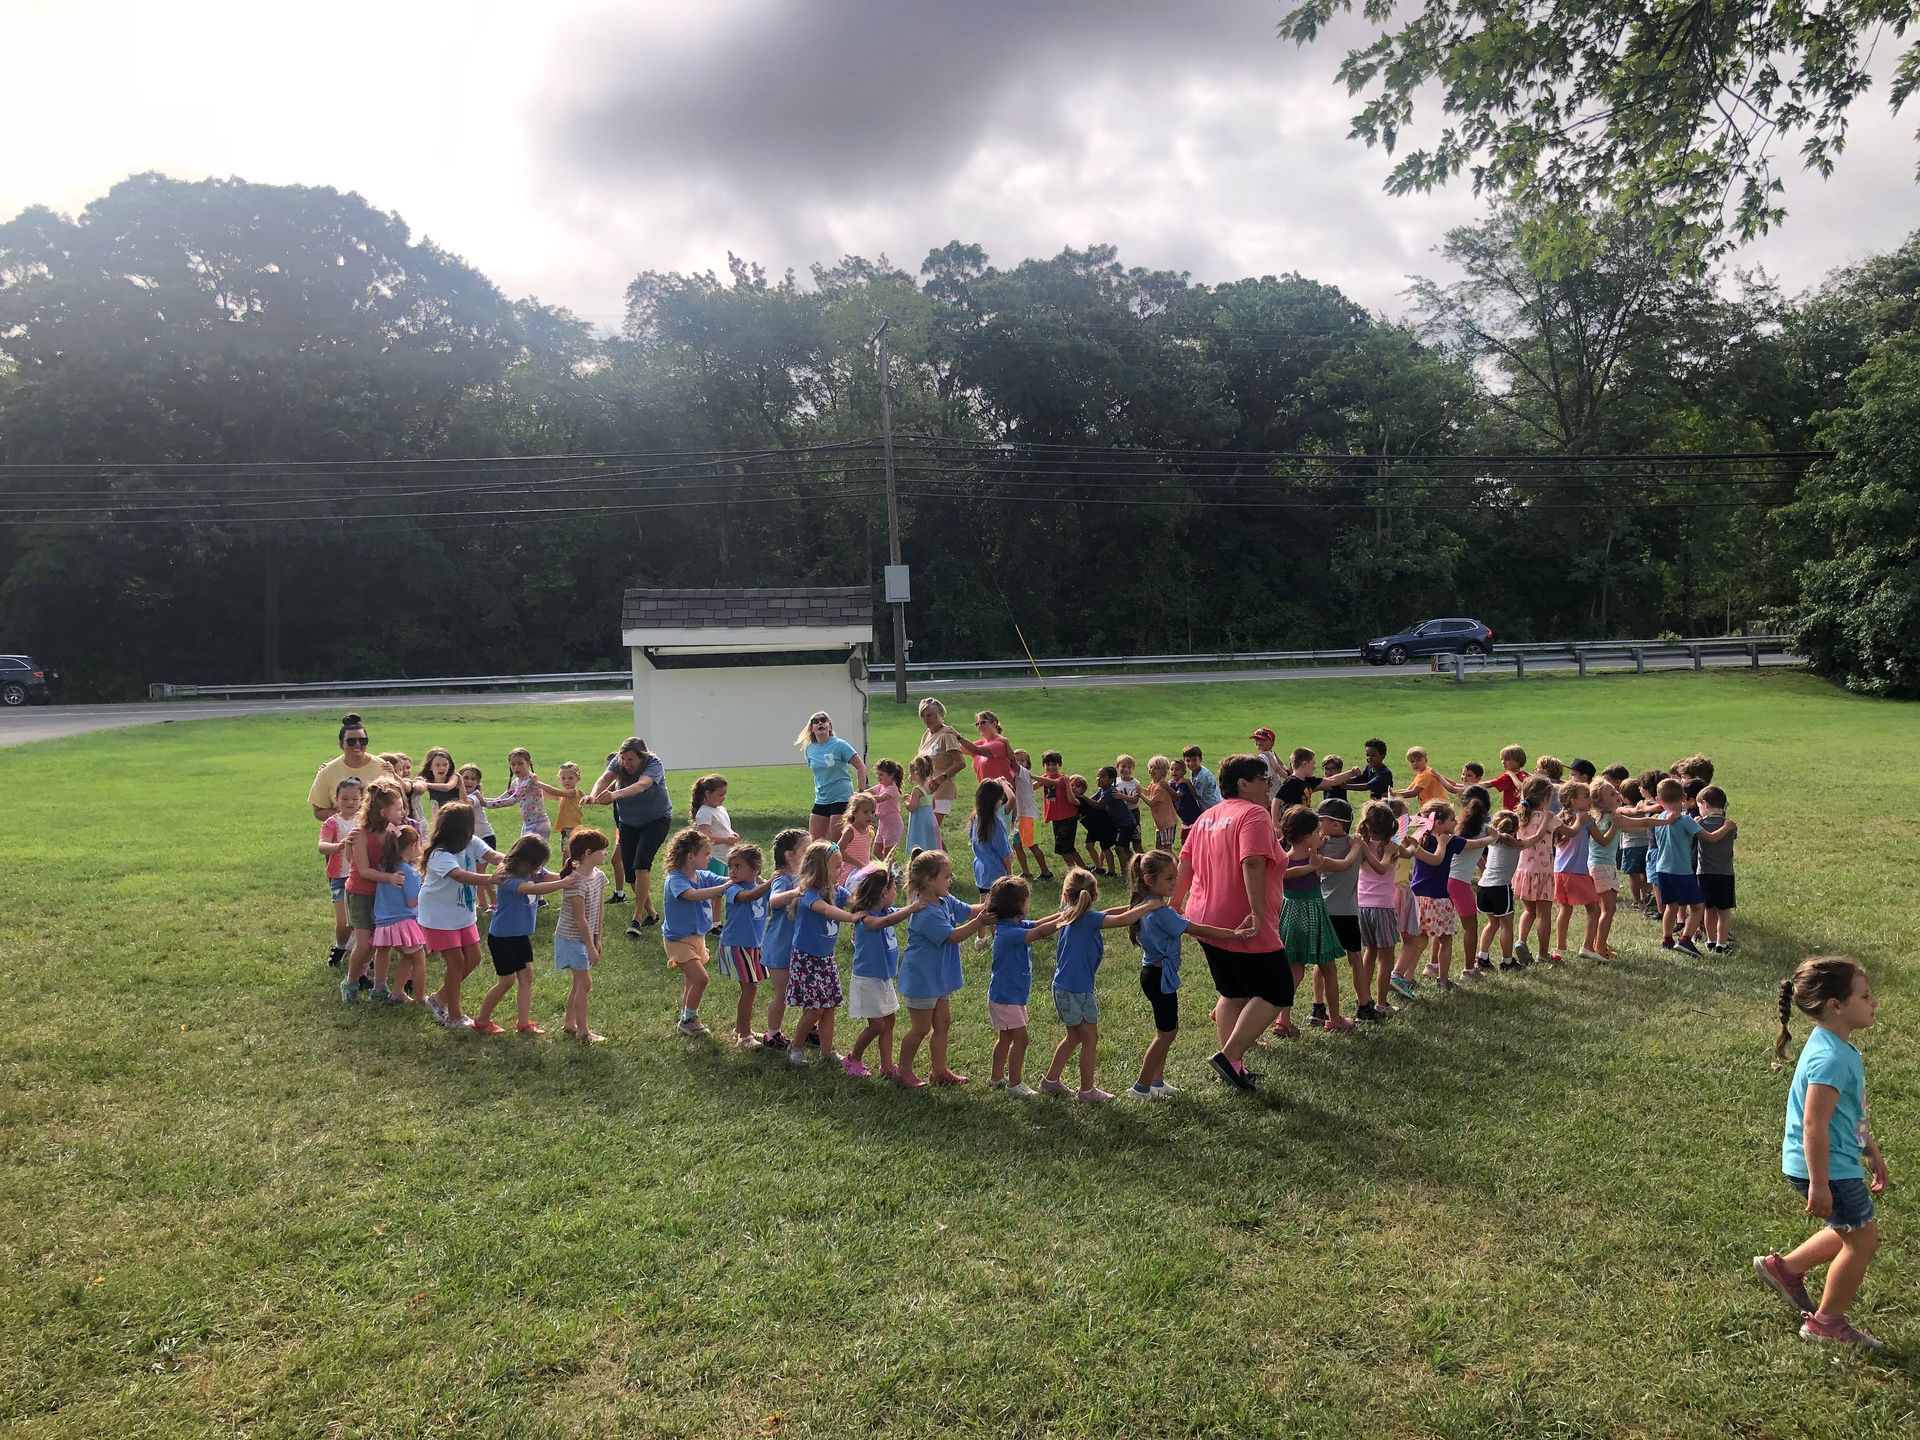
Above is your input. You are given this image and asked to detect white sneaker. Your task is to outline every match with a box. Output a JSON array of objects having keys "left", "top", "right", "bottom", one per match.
[
  {"left": 787, "top": 1047, "right": 809, "bottom": 1066},
  {"left": 1122, "top": 1085, "right": 1153, "bottom": 1100},
  {"left": 1150, "top": 1080, "right": 1178, "bottom": 1095},
  {"left": 1577, "top": 947, "right": 1605, "bottom": 961},
  {"left": 1006, "top": 1082, "right": 1038, "bottom": 1098}
]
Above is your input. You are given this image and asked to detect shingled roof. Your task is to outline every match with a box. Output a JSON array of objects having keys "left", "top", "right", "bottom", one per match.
[{"left": 622, "top": 586, "right": 873, "bottom": 632}]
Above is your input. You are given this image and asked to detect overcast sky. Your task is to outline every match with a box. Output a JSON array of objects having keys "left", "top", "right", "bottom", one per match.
[{"left": 8, "top": 0, "right": 1918, "bottom": 323}]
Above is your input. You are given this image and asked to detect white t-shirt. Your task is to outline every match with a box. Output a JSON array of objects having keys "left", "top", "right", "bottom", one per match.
[
  {"left": 1012, "top": 766, "right": 1039, "bottom": 821},
  {"left": 695, "top": 803, "right": 733, "bottom": 863},
  {"left": 421, "top": 838, "right": 490, "bottom": 930}
]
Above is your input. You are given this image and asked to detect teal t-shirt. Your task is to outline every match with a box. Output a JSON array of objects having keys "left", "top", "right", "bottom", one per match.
[{"left": 1782, "top": 1025, "right": 1867, "bottom": 1181}]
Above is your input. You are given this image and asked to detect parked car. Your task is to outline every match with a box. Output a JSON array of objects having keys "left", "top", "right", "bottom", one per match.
[
  {"left": 0, "top": 653, "right": 62, "bottom": 705},
  {"left": 1361, "top": 619, "right": 1494, "bottom": 666}
]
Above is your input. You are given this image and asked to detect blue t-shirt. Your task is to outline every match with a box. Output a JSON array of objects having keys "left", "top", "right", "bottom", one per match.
[
  {"left": 1652, "top": 812, "right": 1702, "bottom": 875},
  {"left": 373, "top": 863, "right": 423, "bottom": 928},
  {"left": 989, "top": 918, "right": 1037, "bottom": 1006},
  {"left": 805, "top": 737, "right": 859, "bottom": 806},
  {"left": 763, "top": 872, "right": 800, "bottom": 969},
  {"left": 719, "top": 881, "right": 768, "bottom": 948},
  {"left": 901, "top": 893, "right": 970, "bottom": 1000},
  {"left": 851, "top": 907, "right": 902, "bottom": 980},
  {"left": 793, "top": 884, "right": 849, "bottom": 956},
  {"left": 662, "top": 868, "right": 714, "bottom": 941},
  {"left": 1136, "top": 904, "right": 1189, "bottom": 992},
  {"left": 970, "top": 816, "right": 1011, "bottom": 891},
  {"left": 1783, "top": 1025, "right": 1868, "bottom": 1181},
  {"left": 487, "top": 870, "right": 546, "bottom": 938},
  {"left": 603, "top": 753, "right": 670, "bottom": 827},
  {"left": 1053, "top": 910, "right": 1106, "bottom": 993}
]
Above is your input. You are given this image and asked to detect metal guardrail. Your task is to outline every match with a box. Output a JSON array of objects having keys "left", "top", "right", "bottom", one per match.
[{"left": 149, "top": 636, "right": 1794, "bottom": 700}]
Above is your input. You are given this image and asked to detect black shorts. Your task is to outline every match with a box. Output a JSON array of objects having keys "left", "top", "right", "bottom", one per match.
[
  {"left": 1701, "top": 874, "right": 1736, "bottom": 910},
  {"left": 618, "top": 817, "right": 672, "bottom": 876},
  {"left": 811, "top": 801, "right": 844, "bottom": 819},
  {"left": 1327, "top": 913, "right": 1362, "bottom": 954},
  {"left": 487, "top": 933, "right": 534, "bottom": 977},
  {"left": 1199, "top": 941, "right": 1293, "bottom": 1008},
  {"left": 1140, "top": 965, "right": 1179, "bottom": 1032},
  {"left": 1476, "top": 883, "right": 1514, "bottom": 917},
  {"left": 1116, "top": 821, "right": 1141, "bottom": 846},
  {"left": 1050, "top": 817, "right": 1079, "bottom": 854}
]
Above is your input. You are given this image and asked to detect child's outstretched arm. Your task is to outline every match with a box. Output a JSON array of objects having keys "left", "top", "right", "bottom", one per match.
[
  {"left": 862, "top": 896, "right": 926, "bottom": 929},
  {"left": 532, "top": 778, "right": 572, "bottom": 800},
  {"left": 1186, "top": 913, "right": 1259, "bottom": 942},
  {"left": 518, "top": 874, "right": 574, "bottom": 896},
  {"left": 684, "top": 879, "right": 731, "bottom": 902},
  {"left": 1025, "top": 911, "right": 1067, "bottom": 939},
  {"left": 733, "top": 878, "right": 776, "bottom": 903},
  {"left": 1099, "top": 898, "right": 1161, "bottom": 929},
  {"left": 1587, "top": 814, "right": 1617, "bottom": 847},
  {"left": 806, "top": 896, "right": 860, "bottom": 924},
  {"left": 1460, "top": 833, "right": 1498, "bottom": 852},
  {"left": 1319, "top": 845, "right": 1364, "bottom": 873},
  {"left": 1698, "top": 820, "right": 1738, "bottom": 843}
]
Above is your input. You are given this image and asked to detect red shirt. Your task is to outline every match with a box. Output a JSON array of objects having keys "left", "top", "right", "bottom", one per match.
[
  {"left": 1488, "top": 771, "right": 1525, "bottom": 809},
  {"left": 1180, "top": 798, "right": 1283, "bottom": 953},
  {"left": 1037, "top": 771, "right": 1077, "bottom": 823},
  {"left": 971, "top": 735, "right": 1015, "bottom": 786}
]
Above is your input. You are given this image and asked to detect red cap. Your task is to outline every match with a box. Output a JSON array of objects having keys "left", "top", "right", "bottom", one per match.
[{"left": 1250, "top": 727, "right": 1276, "bottom": 743}]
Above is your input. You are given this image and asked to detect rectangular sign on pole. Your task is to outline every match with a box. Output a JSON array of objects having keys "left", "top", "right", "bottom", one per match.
[{"left": 884, "top": 564, "right": 911, "bottom": 604}]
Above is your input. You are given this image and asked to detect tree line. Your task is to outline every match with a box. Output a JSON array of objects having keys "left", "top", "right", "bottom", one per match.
[{"left": 0, "top": 174, "right": 1914, "bottom": 699}]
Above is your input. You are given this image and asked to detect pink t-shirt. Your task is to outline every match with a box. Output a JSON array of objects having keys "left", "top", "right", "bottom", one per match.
[
  {"left": 320, "top": 813, "right": 357, "bottom": 880},
  {"left": 1355, "top": 839, "right": 1398, "bottom": 908},
  {"left": 1180, "top": 798, "right": 1283, "bottom": 952},
  {"left": 971, "top": 735, "right": 1015, "bottom": 786}
]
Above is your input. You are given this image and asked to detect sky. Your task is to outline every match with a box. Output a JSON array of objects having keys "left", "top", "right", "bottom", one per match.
[{"left": 6, "top": 0, "right": 1918, "bottom": 325}]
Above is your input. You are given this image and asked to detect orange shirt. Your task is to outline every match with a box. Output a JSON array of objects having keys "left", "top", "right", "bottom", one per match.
[{"left": 1408, "top": 767, "right": 1451, "bottom": 805}]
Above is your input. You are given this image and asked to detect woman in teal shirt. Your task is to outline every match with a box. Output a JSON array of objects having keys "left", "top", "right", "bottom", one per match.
[{"left": 797, "top": 710, "right": 868, "bottom": 843}]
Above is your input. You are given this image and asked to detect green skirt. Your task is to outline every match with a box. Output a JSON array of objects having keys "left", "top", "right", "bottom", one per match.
[{"left": 1280, "top": 887, "right": 1346, "bottom": 967}]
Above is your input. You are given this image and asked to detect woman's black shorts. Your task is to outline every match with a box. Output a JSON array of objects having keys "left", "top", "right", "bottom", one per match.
[
  {"left": 1199, "top": 941, "right": 1293, "bottom": 1008},
  {"left": 618, "top": 817, "right": 672, "bottom": 877},
  {"left": 487, "top": 933, "right": 534, "bottom": 977},
  {"left": 811, "top": 801, "right": 844, "bottom": 819},
  {"left": 1140, "top": 964, "right": 1179, "bottom": 1032}
]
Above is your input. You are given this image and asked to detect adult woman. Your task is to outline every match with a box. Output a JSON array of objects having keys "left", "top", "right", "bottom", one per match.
[
  {"left": 587, "top": 736, "right": 671, "bottom": 936},
  {"left": 799, "top": 711, "right": 869, "bottom": 842},
  {"left": 306, "top": 713, "right": 393, "bottom": 822},
  {"left": 912, "top": 698, "right": 970, "bottom": 851},
  {"left": 1172, "top": 753, "right": 1290, "bottom": 1092}
]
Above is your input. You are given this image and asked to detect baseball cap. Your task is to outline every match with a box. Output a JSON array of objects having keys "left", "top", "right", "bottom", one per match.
[
  {"left": 1250, "top": 726, "right": 1276, "bottom": 743},
  {"left": 1315, "top": 798, "right": 1353, "bottom": 824}
]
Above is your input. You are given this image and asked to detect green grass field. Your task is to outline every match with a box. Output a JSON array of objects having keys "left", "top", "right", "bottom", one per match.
[{"left": 5, "top": 669, "right": 1918, "bottom": 1438}]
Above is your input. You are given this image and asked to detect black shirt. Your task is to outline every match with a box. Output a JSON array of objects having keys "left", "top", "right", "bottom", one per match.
[{"left": 1276, "top": 773, "right": 1321, "bottom": 810}]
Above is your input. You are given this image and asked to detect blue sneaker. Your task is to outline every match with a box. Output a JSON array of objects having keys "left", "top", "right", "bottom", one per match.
[
  {"left": 339, "top": 977, "right": 360, "bottom": 1004},
  {"left": 1389, "top": 974, "right": 1418, "bottom": 999}
]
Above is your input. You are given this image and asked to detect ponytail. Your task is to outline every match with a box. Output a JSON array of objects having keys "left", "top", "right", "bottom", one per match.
[
  {"left": 1058, "top": 866, "right": 1099, "bottom": 926},
  {"left": 1775, "top": 978, "right": 1796, "bottom": 1062},
  {"left": 1775, "top": 955, "right": 1866, "bottom": 1061},
  {"left": 1125, "top": 851, "right": 1175, "bottom": 945}
]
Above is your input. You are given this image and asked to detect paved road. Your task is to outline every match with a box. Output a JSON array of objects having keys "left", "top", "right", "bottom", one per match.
[{"left": 0, "top": 653, "right": 1800, "bottom": 748}]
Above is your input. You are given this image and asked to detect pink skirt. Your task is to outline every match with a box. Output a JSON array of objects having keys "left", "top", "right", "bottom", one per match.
[
  {"left": 421, "top": 923, "right": 481, "bottom": 952},
  {"left": 875, "top": 813, "right": 904, "bottom": 850},
  {"left": 370, "top": 920, "right": 427, "bottom": 949}
]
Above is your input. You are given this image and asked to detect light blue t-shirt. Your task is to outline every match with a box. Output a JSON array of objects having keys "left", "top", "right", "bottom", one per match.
[
  {"left": 900, "top": 893, "right": 970, "bottom": 1000},
  {"left": 793, "top": 884, "right": 850, "bottom": 956},
  {"left": 970, "top": 816, "right": 1011, "bottom": 892},
  {"left": 487, "top": 870, "right": 546, "bottom": 938},
  {"left": 1783, "top": 1025, "right": 1867, "bottom": 1181},
  {"left": 373, "top": 863, "right": 423, "bottom": 928},
  {"left": 1586, "top": 821, "right": 1620, "bottom": 870},
  {"left": 906, "top": 791, "right": 941, "bottom": 853},
  {"left": 662, "top": 868, "right": 714, "bottom": 941},
  {"left": 763, "top": 872, "right": 800, "bottom": 969},
  {"left": 1053, "top": 910, "right": 1106, "bottom": 993},
  {"left": 805, "top": 738, "right": 859, "bottom": 806},
  {"left": 1136, "top": 904, "right": 1189, "bottom": 992},
  {"left": 851, "top": 906, "right": 901, "bottom": 980},
  {"left": 719, "top": 881, "right": 767, "bottom": 948},
  {"left": 1189, "top": 765, "right": 1222, "bottom": 810},
  {"left": 989, "top": 918, "right": 1037, "bottom": 1006},
  {"left": 1652, "top": 812, "right": 1703, "bottom": 876}
]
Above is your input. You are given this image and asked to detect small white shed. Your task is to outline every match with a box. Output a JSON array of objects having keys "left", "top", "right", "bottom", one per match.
[{"left": 620, "top": 587, "right": 875, "bottom": 771}]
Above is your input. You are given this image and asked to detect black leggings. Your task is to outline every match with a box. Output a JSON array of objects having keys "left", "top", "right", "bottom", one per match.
[{"left": 618, "top": 818, "right": 672, "bottom": 890}]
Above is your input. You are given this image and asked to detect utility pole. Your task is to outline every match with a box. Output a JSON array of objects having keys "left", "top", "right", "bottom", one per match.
[{"left": 873, "top": 319, "right": 909, "bottom": 703}]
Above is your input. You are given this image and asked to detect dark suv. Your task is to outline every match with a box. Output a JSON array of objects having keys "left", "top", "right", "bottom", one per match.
[
  {"left": 0, "top": 654, "right": 61, "bottom": 706},
  {"left": 1361, "top": 619, "right": 1494, "bottom": 666}
]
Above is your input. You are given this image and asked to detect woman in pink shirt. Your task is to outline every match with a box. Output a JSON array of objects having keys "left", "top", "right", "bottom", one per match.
[{"left": 1172, "top": 754, "right": 1288, "bottom": 1092}]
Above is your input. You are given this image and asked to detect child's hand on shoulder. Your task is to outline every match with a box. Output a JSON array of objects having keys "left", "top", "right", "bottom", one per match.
[
  {"left": 385, "top": 872, "right": 405, "bottom": 887},
  {"left": 1233, "top": 915, "right": 1257, "bottom": 937}
]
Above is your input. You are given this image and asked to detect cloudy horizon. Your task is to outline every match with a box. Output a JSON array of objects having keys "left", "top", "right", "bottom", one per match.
[{"left": 8, "top": 0, "right": 1918, "bottom": 323}]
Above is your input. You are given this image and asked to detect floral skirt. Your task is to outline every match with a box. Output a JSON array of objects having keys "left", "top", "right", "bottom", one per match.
[{"left": 785, "top": 949, "right": 843, "bottom": 1010}]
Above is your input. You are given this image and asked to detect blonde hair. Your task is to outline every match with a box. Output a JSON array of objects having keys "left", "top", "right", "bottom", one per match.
[
  {"left": 1406, "top": 745, "right": 1428, "bottom": 764},
  {"left": 1058, "top": 867, "right": 1100, "bottom": 924},
  {"left": 917, "top": 698, "right": 946, "bottom": 722},
  {"left": 1559, "top": 780, "right": 1592, "bottom": 809},
  {"left": 1147, "top": 754, "right": 1170, "bottom": 778},
  {"left": 1499, "top": 744, "right": 1526, "bottom": 768},
  {"left": 843, "top": 792, "right": 878, "bottom": 826},
  {"left": 798, "top": 840, "right": 839, "bottom": 893},
  {"left": 794, "top": 711, "right": 834, "bottom": 747}
]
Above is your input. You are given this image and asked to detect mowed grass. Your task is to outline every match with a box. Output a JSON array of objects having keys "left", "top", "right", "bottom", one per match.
[{"left": 4, "top": 669, "right": 1919, "bottom": 1438}]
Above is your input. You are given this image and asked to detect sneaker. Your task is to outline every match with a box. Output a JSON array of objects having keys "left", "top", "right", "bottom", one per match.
[
  {"left": 578, "top": 1029, "right": 606, "bottom": 1044},
  {"left": 1422, "top": 961, "right": 1439, "bottom": 980},
  {"left": 370, "top": 987, "right": 392, "bottom": 1003},
  {"left": 608, "top": 891, "right": 626, "bottom": 905},
  {"left": 1038, "top": 1077, "right": 1073, "bottom": 1097},
  {"left": 1435, "top": 978, "right": 1457, "bottom": 992},
  {"left": 626, "top": 922, "right": 643, "bottom": 938},
  {"left": 339, "top": 978, "right": 360, "bottom": 1004},
  {"left": 1208, "top": 1051, "right": 1256, "bottom": 1091},
  {"left": 1474, "top": 953, "right": 1491, "bottom": 967},
  {"left": 326, "top": 947, "right": 345, "bottom": 967},
  {"left": 1498, "top": 957, "right": 1520, "bottom": 971},
  {"left": 1799, "top": 1313, "right": 1885, "bottom": 1349},
  {"left": 734, "top": 1032, "right": 763, "bottom": 1050},
  {"left": 676, "top": 1016, "right": 710, "bottom": 1038},
  {"left": 1721, "top": 935, "right": 1738, "bottom": 951},
  {"left": 1077, "top": 1086, "right": 1114, "bottom": 1103},
  {"left": 1123, "top": 1084, "right": 1154, "bottom": 1100},
  {"left": 1270, "top": 1019, "right": 1300, "bottom": 1039},
  {"left": 1660, "top": 936, "right": 1677, "bottom": 950},
  {"left": 787, "top": 1047, "right": 809, "bottom": 1067},
  {"left": 640, "top": 913, "right": 659, "bottom": 929},
  {"left": 763, "top": 1031, "right": 791, "bottom": 1052},
  {"left": 1460, "top": 964, "right": 1486, "bottom": 981},
  {"left": 1149, "top": 1080, "right": 1178, "bottom": 1095},
  {"left": 841, "top": 1057, "right": 871, "bottom": 1078},
  {"left": 1578, "top": 948, "right": 1605, "bottom": 962},
  {"left": 1355, "top": 1002, "right": 1381, "bottom": 1023},
  {"left": 805, "top": 1028, "right": 822, "bottom": 1049},
  {"left": 357, "top": 973, "right": 374, "bottom": 991},
  {"left": 1675, "top": 935, "right": 1703, "bottom": 958},
  {"left": 424, "top": 994, "right": 449, "bottom": 1025},
  {"left": 1390, "top": 975, "right": 1418, "bottom": 999},
  {"left": 1752, "top": 1253, "right": 1816, "bottom": 1316},
  {"left": 1308, "top": 1003, "right": 1328, "bottom": 1029},
  {"left": 472, "top": 1019, "right": 505, "bottom": 1036},
  {"left": 1007, "top": 1082, "right": 1038, "bottom": 1098},
  {"left": 1513, "top": 941, "right": 1534, "bottom": 965}
]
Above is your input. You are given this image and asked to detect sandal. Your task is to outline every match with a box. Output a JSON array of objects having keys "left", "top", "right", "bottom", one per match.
[
  {"left": 471, "top": 1019, "right": 505, "bottom": 1036},
  {"left": 516, "top": 1022, "right": 545, "bottom": 1036}
]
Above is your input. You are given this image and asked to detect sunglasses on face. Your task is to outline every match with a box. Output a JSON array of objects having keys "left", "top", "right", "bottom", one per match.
[{"left": 344, "top": 736, "right": 369, "bottom": 748}]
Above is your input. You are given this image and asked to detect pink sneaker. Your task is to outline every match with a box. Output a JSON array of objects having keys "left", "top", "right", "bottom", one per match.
[
  {"left": 1800, "top": 1312, "right": 1885, "bottom": 1349},
  {"left": 1076, "top": 1086, "right": 1114, "bottom": 1103},
  {"left": 840, "top": 1057, "right": 871, "bottom": 1078},
  {"left": 1752, "top": 1253, "right": 1814, "bottom": 1315}
]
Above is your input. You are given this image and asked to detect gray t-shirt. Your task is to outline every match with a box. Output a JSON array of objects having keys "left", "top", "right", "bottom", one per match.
[
  {"left": 1480, "top": 834, "right": 1521, "bottom": 887},
  {"left": 1317, "top": 834, "right": 1360, "bottom": 916},
  {"left": 604, "top": 754, "right": 670, "bottom": 827},
  {"left": 1695, "top": 813, "right": 1735, "bottom": 875}
]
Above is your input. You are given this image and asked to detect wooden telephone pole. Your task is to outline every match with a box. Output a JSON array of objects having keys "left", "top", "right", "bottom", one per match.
[{"left": 873, "top": 320, "right": 909, "bottom": 703}]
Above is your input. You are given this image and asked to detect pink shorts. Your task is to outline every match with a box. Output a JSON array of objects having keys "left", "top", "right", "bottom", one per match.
[
  {"left": 1554, "top": 872, "right": 1600, "bottom": 906},
  {"left": 988, "top": 1001, "right": 1029, "bottom": 1032},
  {"left": 421, "top": 924, "right": 481, "bottom": 953},
  {"left": 370, "top": 920, "right": 427, "bottom": 950},
  {"left": 1446, "top": 879, "right": 1478, "bottom": 919}
]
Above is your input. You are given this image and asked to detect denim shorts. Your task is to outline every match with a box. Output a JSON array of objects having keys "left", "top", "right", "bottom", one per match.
[
  {"left": 328, "top": 876, "right": 347, "bottom": 901},
  {"left": 554, "top": 934, "right": 593, "bottom": 971},
  {"left": 1053, "top": 987, "right": 1099, "bottom": 1027},
  {"left": 1787, "top": 1174, "right": 1876, "bottom": 1231}
]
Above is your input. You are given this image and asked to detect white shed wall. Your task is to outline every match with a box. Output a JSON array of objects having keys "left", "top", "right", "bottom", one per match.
[{"left": 629, "top": 654, "right": 868, "bottom": 771}]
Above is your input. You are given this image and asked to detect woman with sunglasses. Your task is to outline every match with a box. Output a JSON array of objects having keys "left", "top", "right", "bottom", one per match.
[
  {"left": 797, "top": 711, "right": 868, "bottom": 843},
  {"left": 307, "top": 713, "right": 394, "bottom": 822}
]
